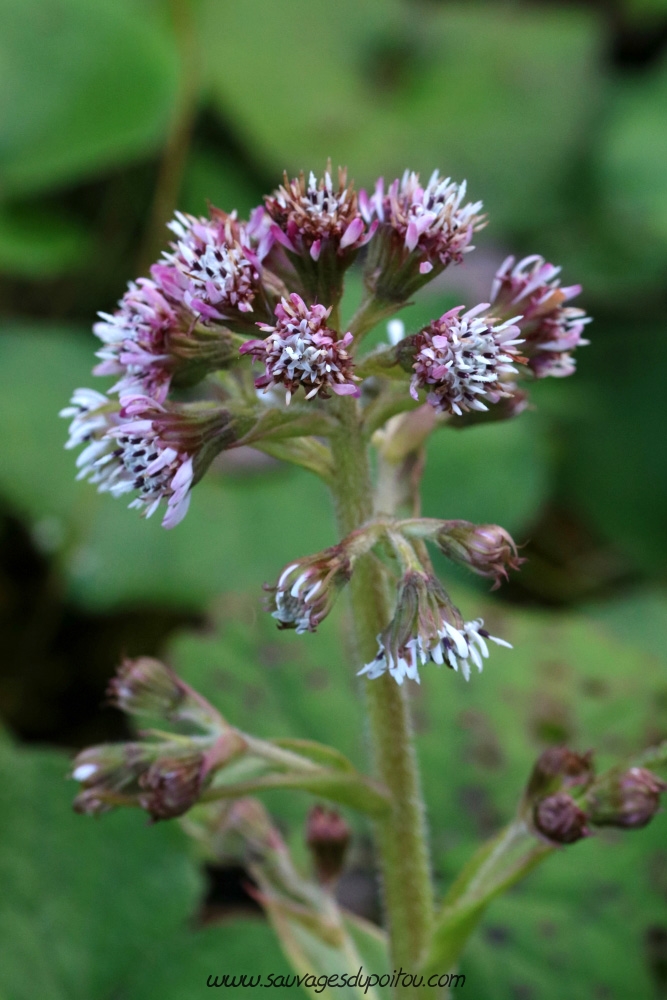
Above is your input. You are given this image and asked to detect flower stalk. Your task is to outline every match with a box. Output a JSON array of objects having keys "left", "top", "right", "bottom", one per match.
[{"left": 330, "top": 394, "right": 435, "bottom": 987}]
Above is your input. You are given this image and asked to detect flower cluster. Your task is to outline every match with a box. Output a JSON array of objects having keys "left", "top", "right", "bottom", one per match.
[
  {"left": 410, "top": 304, "right": 525, "bottom": 415},
  {"left": 490, "top": 255, "right": 590, "bottom": 377},
  {"left": 241, "top": 293, "right": 360, "bottom": 404},
  {"left": 357, "top": 571, "right": 511, "bottom": 685}
]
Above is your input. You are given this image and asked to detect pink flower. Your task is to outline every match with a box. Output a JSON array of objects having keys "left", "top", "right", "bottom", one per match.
[
  {"left": 410, "top": 304, "right": 525, "bottom": 415},
  {"left": 159, "top": 208, "right": 263, "bottom": 321},
  {"left": 490, "top": 255, "right": 590, "bottom": 378},
  {"left": 240, "top": 293, "right": 360, "bottom": 404},
  {"left": 361, "top": 170, "right": 485, "bottom": 265},
  {"left": 62, "top": 391, "right": 244, "bottom": 528},
  {"left": 93, "top": 278, "right": 188, "bottom": 401},
  {"left": 265, "top": 165, "right": 376, "bottom": 260}
]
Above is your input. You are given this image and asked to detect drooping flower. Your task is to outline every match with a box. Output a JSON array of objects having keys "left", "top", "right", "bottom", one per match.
[
  {"left": 490, "top": 255, "right": 590, "bottom": 378},
  {"left": 93, "top": 277, "right": 243, "bottom": 402},
  {"left": 268, "top": 545, "right": 353, "bottom": 634},
  {"left": 433, "top": 520, "right": 523, "bottom": 588},
  {"left": 156, "top": 208, "right": 266, "bottom": 322},
  {"left": 409, "top": 304, "right": 525, "bottom": 415},
  {"left": 265, "top": 165, "right": 376, "bottom": 261},
  {"left": 240, "top": 293, "right": 360, "bottom": 404},
  {"left": 359, "top": 170, "right": 485, "bottom": 301},
  {"left": 62, "top": 392, "right": 251, "bottom": 528},
  {"left": 358, "top": 571, "right": 511, "bottom": 685}
]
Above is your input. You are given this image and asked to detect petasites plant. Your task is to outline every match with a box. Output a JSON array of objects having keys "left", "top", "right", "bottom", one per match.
[{"left": 64, "top": 165, "right": 665, "bottom": 998}]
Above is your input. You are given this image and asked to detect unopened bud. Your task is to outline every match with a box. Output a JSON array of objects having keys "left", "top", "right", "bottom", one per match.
[
  {"left": 434, "top": 521, "right": 523, "bottom": 588},
  {"left": 533, "top": 792, "right": 590, "bottom": 845},
  {"left": 138, "top": 751, "right": 208, "bottom": 821},
  {"left": 306, "top": 805, "right": 351, "bottom": 885},
  {"left": 108, "top": 656, "right": 223, "bottom": 732},
  {"left": 526, "top": 746, "right": 594, "bottom": 802},
  {"left": 587, "top": 767, "right": 666, "bottom": 830},
  {"left": 71, "top": 742, "right": 155, "bottom": 815}
]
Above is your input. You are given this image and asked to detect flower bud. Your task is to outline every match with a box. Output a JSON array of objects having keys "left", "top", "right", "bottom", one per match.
[
  {"left": 586, "top": 767, "right": 666, "bottom": 830},
  {"left": 107, "top": 656, "right": 223, "bottom": 732},
  {"left": 433, "top": 521, "right": 523, "bottom": 588},
  {"left": 71, "top": 742, "right": 156, "bottom": 815},
  {"left": 306, "top": 805, "right": 351, "bottom": 885},
  {"left": 138, "top": 751, "right": 208, "bottom": 821},
  {"left": 525, "top": 746, "right": 594, "bottom": 802},
  {"left": 533, "top": 792, "right": 590, "bottom": 845}
]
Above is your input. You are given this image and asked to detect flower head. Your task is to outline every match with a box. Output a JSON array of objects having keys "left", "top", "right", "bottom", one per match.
[
  {"left": 240, "top": 293, "right": 360, "bottom": 404},
  {"left": 358, "top": 571, "right": 511, "bottom": 685},
  {"left": 268, "top": 545, "right": 353, "bottom": 634},
  {"left": 360, "top": 170, "right": 485, "bottom": 301},
  {"left": 490, "top": 255, "right": 590, "bottom": 378},
  {"left": 410, "top": 304, "right": 525, "bottom": 415},
  {"left": 93, "top": 277, "right": 242, "bottom": 402},
  {"left": 434, "top": 521, "right": 523, "bottom": 588},
  {"left": 62, "top": 392, "right": 247, "bottom": 527},
  {"left": 157, "top": 208, "right": 264, "bottom": 321},
  {"left": 586, "top": 766, "right": 666, "bottom": 830},
  {"left": 265, "top": 165, "right": 376, "bottom": 261}
]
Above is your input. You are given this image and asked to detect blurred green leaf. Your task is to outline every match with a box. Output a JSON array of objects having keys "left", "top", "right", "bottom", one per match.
[
  {"left": 558, "top": 323, "right": 667, "bottom": 573},
  {"left": 600, "top": 50, "right": 667, "bottom": 245},
  {"left": 180, "top": 149, "right": 263, "bottom": 221},
  {"left": 200, "top": 0, "right": 601, "bottom": 230},
  {"left": 422, "top": 411, "right": 552, "bottom": 538},
  {"left": 0, "top": 740, "right": 202, "bottom": 1000},
  {"left": 0, "top": 0, "right": 179, "bottom": 195},
  {"left": 0, "top": 203, "right": 91, "bottom": 276},
  {"left": 124, "top": 919, "right": 298, "bottom": 999}
]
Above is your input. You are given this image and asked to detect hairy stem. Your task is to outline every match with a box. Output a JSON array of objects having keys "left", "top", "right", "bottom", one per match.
[{"left": 330, "top": 397, "right": 435, "bottom": 994}]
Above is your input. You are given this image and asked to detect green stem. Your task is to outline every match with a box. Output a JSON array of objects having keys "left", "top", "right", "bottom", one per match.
[{"left": 330, "top": 396, "right": 435, "bottom": 994}]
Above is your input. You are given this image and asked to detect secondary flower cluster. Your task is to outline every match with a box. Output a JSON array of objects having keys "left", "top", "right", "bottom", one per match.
[
  {"left": 62, "top": 162, "right": 589, "bottom": 532},
  {"left": 267, "top": 519, "right": 518, "bottom": 685}
]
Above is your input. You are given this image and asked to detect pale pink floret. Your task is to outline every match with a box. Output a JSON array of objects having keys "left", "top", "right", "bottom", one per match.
[
  {"left": 240, "top": 293, "right": 360, "bottom": 404},
  {"left": 490, "top": 255, "right": 590, "bottom": 377},
  {"left": 360, "top": 170, "right": 485, "bottom": 269},
  {"left": 159, "top": 210, "right": 262, "bottom": 321},
  {"left": 93, "top": 278, "right": 184, "bottom": 401},
  {"left": 411, "top": 304, "right": 525, "bottom": 416}
]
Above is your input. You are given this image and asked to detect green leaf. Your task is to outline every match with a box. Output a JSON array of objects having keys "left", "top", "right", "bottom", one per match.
[
  {"left": 0, "top": 0, "right": 179, "bottom": 195},
  {"left": 599, "top": 51, "right": 667, "bottom": 246},
  {"left": 0, "top": 740, "right": 202, "bottom": 1000},
  {"left": 0, "top": 203, "right": 91, "bottom": 276},
  {"left": 558, "top": 323, "right": 667, "bottom": 573},
  {"left": 124, "top": 919, "right": 298, "bottom": 999},
  {"left": 421, "top": 410, "right": 551, "bottom": 538}
]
